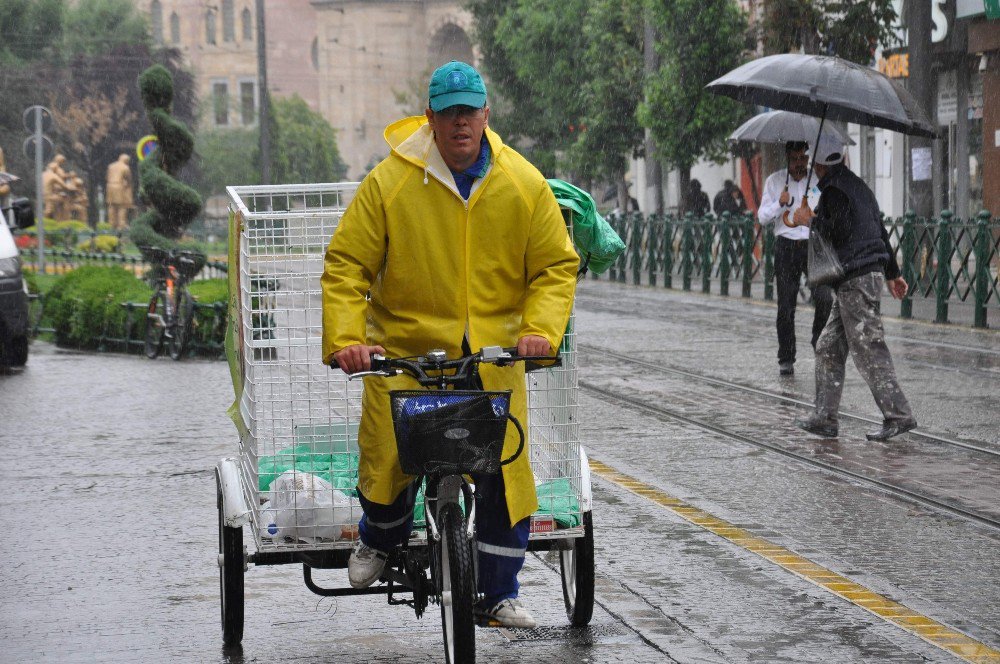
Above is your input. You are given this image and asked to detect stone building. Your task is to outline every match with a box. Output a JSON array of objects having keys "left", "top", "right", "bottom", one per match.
[
  {"left": 311, "top": 0, "right": 476, "bottom": 178},
  {"left": 138, "top": 0, "right": 321, "bottom": 130},
  {"left": 137, "top": 1, "right": 473, "bottom": 179}
]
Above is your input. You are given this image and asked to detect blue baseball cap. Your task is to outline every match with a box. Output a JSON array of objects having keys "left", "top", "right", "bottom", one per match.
[{"left": 428, "top": 61, "right": 487, "bottom": 112}]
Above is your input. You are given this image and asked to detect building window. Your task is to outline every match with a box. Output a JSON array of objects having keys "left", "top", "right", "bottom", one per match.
[
  {"left": 170, "top": 12, "right": 180, "bottom": 44},
  {"left": 242, "top": 7, "right": 253, "bottom": 42},
  {"left": 311, "top": 37, "right": 319, "bottom": 70},
  {"left": 240, "top": 80, "right": 257, "bottom": 125},
  {"left": 150, "top": 0, "right": 163, "bottom": 44},
  {"left": 206, "top": 10, "right": 217, "bottom": 45},
  {"left": 213, "top": 82, "right": 229, "bottom": 126},
  {"left": 222, "top": 0, "right": 235, "bottom": 43}
]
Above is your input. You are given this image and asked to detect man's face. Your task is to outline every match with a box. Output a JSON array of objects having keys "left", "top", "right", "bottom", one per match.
[
  {"left": 787, "top": 149, "right": 809, "bottom": 180},
  {"left": 425, "top": 105, "right": 490, "bottom": 171}
]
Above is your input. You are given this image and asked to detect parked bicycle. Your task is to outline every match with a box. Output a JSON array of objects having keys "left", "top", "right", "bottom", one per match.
[{"left": 140, "top": 245, "right": 201, "bottom": 360}]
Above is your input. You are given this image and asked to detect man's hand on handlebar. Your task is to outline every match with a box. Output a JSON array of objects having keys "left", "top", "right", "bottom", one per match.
[
  {"left": 517, "top": 335, "right": 552, "bottom": 358},
  {"left": 332, "top": 344, "right": 386, "bottom": 374}
]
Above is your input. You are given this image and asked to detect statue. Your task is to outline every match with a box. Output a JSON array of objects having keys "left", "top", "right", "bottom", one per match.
[
  {"left": 106, "top": 154, "right": 134, "bottom": 230},
  {"left": 43, "top": 154, "right": 69, "bottom": 220},
  {"left": 67, "top": 172, "right": 88, "bottom": 221}
]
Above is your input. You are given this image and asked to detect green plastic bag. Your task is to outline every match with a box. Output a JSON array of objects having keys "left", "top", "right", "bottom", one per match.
[
  {"left": 535, "top": 477, "right": 581, "bottom": 528},
  {"left": 258, "top": 446, "right": 358, "bottom": 495},
  {"left": 547, "top": 178, "right": 625, "bottom": 275}
]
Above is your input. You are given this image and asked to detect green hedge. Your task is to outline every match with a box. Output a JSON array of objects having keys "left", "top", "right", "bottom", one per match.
[
  {"left": 43, "top": 266, "right": 227, "bottom": 352},
  {"left": 45, "top": 266, "right": 153, "bottom": 348}
]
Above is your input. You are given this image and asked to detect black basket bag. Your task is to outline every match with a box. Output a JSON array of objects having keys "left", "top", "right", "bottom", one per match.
[{"left": 389, "top": 390, "right": 512, "bottom": 476}]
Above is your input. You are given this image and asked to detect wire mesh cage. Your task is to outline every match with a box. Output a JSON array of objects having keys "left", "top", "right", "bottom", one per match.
[{"left": 227, "top": 182, "right": 585, "bottom": 551}]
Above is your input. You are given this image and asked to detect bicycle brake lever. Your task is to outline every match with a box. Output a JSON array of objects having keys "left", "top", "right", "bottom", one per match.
[{"left": 347, "top": 368, "right": 401, "bottom": 381}]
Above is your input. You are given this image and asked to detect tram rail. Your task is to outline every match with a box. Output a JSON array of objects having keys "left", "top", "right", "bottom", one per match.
[
  {"left": 576, "top": 344, "right": 1000, "bottom": 532},
  {"left": 578, "top": 343, "right": 1000, "bottom": 459}
]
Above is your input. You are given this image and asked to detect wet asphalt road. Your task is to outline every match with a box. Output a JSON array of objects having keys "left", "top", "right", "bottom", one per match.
[{"left": 2, "top": 281, "right": 998, "bottom": 663}]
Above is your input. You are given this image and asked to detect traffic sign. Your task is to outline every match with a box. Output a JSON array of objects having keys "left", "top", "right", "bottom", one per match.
[
  {"left": 23, "top": 135, "right": 54, "bottom": 163},
  {"left": 22, "top": 105, "right": 52, "bottom": 133},
  {"left": 137, "top": 135, "right": 159, "bottom": 161}
]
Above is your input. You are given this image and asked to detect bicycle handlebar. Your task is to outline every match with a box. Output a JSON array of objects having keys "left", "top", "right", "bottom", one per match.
[{"left": 330, "top": 345, "right": 560, "bottom": 387}]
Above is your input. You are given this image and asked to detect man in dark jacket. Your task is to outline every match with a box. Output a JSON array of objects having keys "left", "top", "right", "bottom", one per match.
[
  {"left": 686, "top": 179, "right": 711, "bottom": 217},
  {"left": 790, "top": 134, "right": 916, "bottom": 442},
  {"left": 713, "top": 180, "right": 747, "bottom": 217}
]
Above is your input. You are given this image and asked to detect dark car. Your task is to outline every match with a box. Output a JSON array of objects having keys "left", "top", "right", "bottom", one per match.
[{"left": 0, "top": 197, "right": 34, "bottom": 367}]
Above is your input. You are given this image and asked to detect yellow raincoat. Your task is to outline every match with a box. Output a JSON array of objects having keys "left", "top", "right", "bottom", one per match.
[{"left": 321, "top": 116, "right": 579, "bottom": 526}]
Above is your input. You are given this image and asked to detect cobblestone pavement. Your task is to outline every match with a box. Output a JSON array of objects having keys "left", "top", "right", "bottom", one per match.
[{"left": 1, "top": 277, "right": 997, "bottom": 663}]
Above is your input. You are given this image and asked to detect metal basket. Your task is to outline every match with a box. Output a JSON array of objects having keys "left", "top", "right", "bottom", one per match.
[
  {"left": 226, "top": 182, "right": 583, "bottom": 549},
  {"left": 390, "top": 390, "right": 511, "bottom": 475}
]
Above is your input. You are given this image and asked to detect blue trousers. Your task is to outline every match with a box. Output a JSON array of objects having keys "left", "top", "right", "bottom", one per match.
[{"left": 357, "top": 471, "right": 530, "bottom": 606}]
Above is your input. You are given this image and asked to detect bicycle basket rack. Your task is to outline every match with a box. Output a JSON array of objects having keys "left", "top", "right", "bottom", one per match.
[{"left": 226, "top": 182, "right": 584, "bottom": 553}]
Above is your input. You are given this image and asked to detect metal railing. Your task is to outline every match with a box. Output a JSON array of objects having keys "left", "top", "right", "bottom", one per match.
[
  {"left": 27, "top": 293, "right": 227, "bottom": 358},
  {"left": 19, "top": 244, "right": 229, "bottom": 280},
  {"left": 598, "top": 210, "right": 999, "bottom": 328}
]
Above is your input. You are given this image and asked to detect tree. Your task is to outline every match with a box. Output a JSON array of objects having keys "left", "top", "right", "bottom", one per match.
[
  {"left": 567, "top": 0, "right": 645, "bottom": 193},
  {"left": 194, "top": 128, "right": 259, "bottom": 199},
  {"left": 194, "top": 95, "right": 347, "bottom": 198},
  {"left": 639, "top": 0, "right": 748, "bottom": 213},
  {"left": 468, "top": 0, "right": 590, "bottom": 176},
  {"left": 761, "top": 0, "right": 899, "bottom": 63},
  {"left": 131, "top": 64, "right": 202, "bottom": 254},
  {"left": 0, "top": 0, "right": 196, "bottom": 224},
  {"left": 271, "top": 95, "right": 348, "bottom": 185},
  {"left": 0, "top": 0, "right": 65, "bottom": 65},
  {"left": 63, "top": 0, "right": 149, "bottom": 58}
]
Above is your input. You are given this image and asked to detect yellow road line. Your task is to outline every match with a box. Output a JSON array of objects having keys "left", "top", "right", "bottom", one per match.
[{"left": 588, "top": 458, "right": 1000, "bottom": 663}]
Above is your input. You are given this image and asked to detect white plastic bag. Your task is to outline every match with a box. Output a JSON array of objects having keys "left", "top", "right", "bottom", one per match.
[{"left": 260, "top": 470, "right": 355, "bottom": 543}]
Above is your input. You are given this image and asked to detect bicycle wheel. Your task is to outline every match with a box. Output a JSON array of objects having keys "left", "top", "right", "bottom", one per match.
[
  {"left": 436, "top": 502, "right": 476, "bottom": 663},
  {"left": 560, "top": 510, "right": 595, "bottom": 626},
  {"left": 144, "top": 290, "right": 167, "bottom": 359},
  {"left": 216, "top": 471, "right": 245, "bottom": 646},
  {"left": 167, "top": 290, "right": 194, "bottom": 361}
]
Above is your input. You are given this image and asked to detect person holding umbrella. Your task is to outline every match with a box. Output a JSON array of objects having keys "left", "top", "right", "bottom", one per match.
[
  {"left": 788, "top": 133, "right": 916, "bottom": 441},
  {"left": 707, "top": 52, "right": 935, "bottom": 441},
  {"left": 758, "top": 140, "right": 832, "bottom": 376}
]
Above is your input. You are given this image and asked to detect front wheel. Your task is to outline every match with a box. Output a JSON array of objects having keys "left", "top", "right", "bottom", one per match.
[
  {"left": 217, "top": 471, "right": 245, "bottom": 646},
  {"left": 167, "top": 290, "right": 194, "bottom": 361},
  {"left": 560, "top": 510, "right": 595, "bottom": 626},
  {"left": 144, "top": 290, "right": 167, "bottom": 359},
  {"left": 436, "top": 503, "right": 476, "bottom": 664}
]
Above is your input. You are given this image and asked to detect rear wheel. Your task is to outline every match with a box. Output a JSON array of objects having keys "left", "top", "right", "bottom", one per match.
[
  {"left": 217, "top": 471, "right": 245, "bottom": 646},
  {"left": 167, "top": 290, "right": 194, "bottom": 360},
  {"left": 144, "top": 290, "right": 167, "bottom": 359},
  {"left": 2, "top": 335, "right": 28, "bottom": 367},
  {"left": 560, "top": 510, "right": 595, "bottom": 626},
  {"left": 436, "top": 502, "right": 476, "bottom": 664}
]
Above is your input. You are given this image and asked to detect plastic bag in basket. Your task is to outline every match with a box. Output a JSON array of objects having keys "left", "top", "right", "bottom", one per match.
[{"left": 261, "top": 470, "right": 355, "bottom": 543}]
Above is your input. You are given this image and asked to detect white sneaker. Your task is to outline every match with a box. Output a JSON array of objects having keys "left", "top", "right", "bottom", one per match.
[
  {"left": 348, "top": 542, "right": 386, "bottom": 589},
  {"left": 477, "top": 598, "right": 537, "bottom": 628}
]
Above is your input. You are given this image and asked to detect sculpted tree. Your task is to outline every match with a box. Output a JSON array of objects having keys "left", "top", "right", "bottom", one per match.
[{"left": 131, "top": 64, "right": 203, "bottom": 259}]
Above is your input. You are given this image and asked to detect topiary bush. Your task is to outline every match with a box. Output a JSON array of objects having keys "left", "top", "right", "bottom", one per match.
[
  {"left": 45, "top": 266, "right": 152, "bottom": 349},
  {"left": 132, "top": 64, "right": 205, "bottom": 271}
]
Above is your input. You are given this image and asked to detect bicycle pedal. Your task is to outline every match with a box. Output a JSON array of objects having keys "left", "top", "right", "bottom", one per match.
[{"left": 474, "top": 615, "right": 503, "bottom": 628}]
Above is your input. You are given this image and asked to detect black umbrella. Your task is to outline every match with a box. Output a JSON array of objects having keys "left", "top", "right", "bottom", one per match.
[
  {"left": 729, "top": 110, "right": 855, "bottom": 146},
  {"left": 707, "top": 53, "right": 936, "bottom": 226},
  {"left": 707, "top": 53, "right": 936, "bottom": 138}
]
